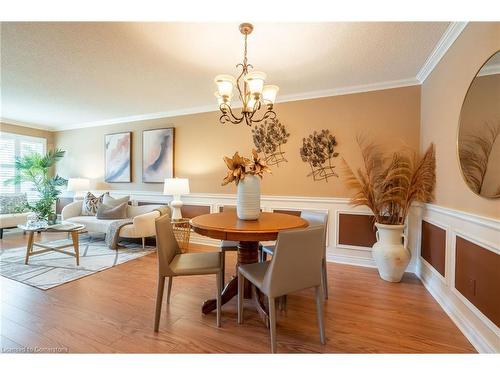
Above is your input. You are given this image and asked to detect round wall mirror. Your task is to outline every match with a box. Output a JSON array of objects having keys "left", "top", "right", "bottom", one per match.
[{"left": 458, "top": 50, "right": 500, "bottom": 199}]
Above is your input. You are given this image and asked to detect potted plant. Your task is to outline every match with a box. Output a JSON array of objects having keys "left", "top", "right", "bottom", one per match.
[
  {"left": 342, "top": 137, "right": 436, "bottom": 282},
  {"left": 6, "top": 149, "right": 67, "bottom": 224},
  {"left": 222, "top": 149, "right": 271, "bottom": 220}
]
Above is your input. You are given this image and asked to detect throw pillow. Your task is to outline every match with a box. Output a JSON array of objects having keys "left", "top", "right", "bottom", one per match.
[
  {"left": 81, "top": 192, "right": 105, "bottom": 216},
  {"left": 102, "top": 193, "right": 130, "bottom": 207},
  {"left": 96, "top": 202, "right": 128, "bottom": 220},
  {"left": 0, "top": 193, "right": 28, "bottom": 214}
]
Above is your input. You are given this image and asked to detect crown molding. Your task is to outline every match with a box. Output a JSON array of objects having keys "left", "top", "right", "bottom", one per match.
[
  {"left": 276, "top": 78, "right": 420, "bottom": 104},
  {"left": 0, "top": 117, "right": 55, "bottom": 131},
  {"left": 51, "top": 104, "right": 218, "bottom": 131},
  {"left": 416, "top": 22, "right": 468, "bottom": 83},
  {"left": 48, "top": 78, "right": 419, "bottom": 131}
]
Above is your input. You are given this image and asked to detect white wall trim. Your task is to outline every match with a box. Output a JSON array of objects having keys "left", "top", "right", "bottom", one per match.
[
  {"left": 416, "top": 22, "right": 468, "bottom": 83},
  {"left": 417, "top": 260, "right": 497, "bottom": 353},
  {"left": 327, "top": 253, "right": 376, "bottom": 269},
  {"left": 29, "top": 79, "right": 420, "bottom": 131},
  {"left": 425, "top": 203, "right": 500, "bottom": 231},
  {"left": 416, "top": 203, "right": 500, "bottom": 353},
  {"left": 454, "top": 229, "right": 500, "bottom": 256},
  {"left": 275, "top": 78, "right": 420, "bottom": 104},
  {"left": 335, "top": 209, "right": 373, "bottom": 252},
  {"left": 0, "top": 117, "right": 55, "bottom": 132}
]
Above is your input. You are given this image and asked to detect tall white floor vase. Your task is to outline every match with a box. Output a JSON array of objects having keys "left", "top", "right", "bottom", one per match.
[
  {"left": 372, "top": 223, "right": 410, "bottom": 282},
  {"left": 237, "top": 175, "right": 261, "bottom": 220}
]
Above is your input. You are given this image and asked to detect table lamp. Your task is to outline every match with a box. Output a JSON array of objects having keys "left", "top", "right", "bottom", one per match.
[
  {"left": 67, "top": 178, "right": 90, "bottom": 199},
  {"left": 163, "top": 178, "right": 190, "bottom": 220}
]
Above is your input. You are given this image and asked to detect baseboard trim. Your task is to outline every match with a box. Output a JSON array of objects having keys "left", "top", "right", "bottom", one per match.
[{"left": 416, "top": 260, "right": 497, "bottom": 353}]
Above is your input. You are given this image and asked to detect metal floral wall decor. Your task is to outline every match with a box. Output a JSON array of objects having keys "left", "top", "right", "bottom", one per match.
[
  {"left": 251, "top": 118, "right": 290, "bottom": 167},
  {"left": 300, "top": 129, "right": 339, "bottom": 182}
]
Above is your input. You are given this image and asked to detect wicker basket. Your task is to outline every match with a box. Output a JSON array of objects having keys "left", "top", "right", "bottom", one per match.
[{"left": 171, "top": 219, "right": 191, "bottom": 251}]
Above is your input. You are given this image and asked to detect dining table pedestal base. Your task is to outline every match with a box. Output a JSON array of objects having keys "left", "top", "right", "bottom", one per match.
[{"left": 201, "top": 241, "right": 269, "bottom": 326}]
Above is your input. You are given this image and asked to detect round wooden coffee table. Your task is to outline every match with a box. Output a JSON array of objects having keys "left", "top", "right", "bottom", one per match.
[{"left": 190, "top": 211, "right": 308, "bottom": 321}]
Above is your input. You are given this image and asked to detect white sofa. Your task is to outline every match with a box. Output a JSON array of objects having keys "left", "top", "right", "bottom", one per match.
[
  {"left": 0, "top": 212, "right": 31, "bottom": 239},
  {"left": 61, "top": 200, "right": 167, "bottom": 247},
  {"left": 0, "top": 193, "right": 31, "bottom": 239}
]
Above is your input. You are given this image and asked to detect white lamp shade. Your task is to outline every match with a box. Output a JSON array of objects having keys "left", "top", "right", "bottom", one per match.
[
  {"left": 244, "top": 71, "right": 267, "bottom": 95},
  {"left": 163, "top": 178, "right": 190, "bottom": 196},
  {"left": 67, "top": 178, "right": 90, "bottom": 192},
  {"left": 262, "top": 85, "right": 279, "bottom": 104},
  {"left": 214, "top": 74, "right": 236, "bottom": 98}
]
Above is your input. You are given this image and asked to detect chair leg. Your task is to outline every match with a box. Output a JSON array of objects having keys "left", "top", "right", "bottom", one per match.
[
  {"left": 322, "top": 258, "right": 329, "bottom": 300},
  {"left": 237, "top": 271, "right": 244, "bottom": 324},
  {"left": 154, "top": 276, "right": 165, "bottom": 332},
  {"left": 268, "top": 296, "right": 277, "bottom": 353},
  {"left": 221, "top": 250, "right": 225, "bottom": 287},
  {"left": 216, "top": 271, "right": 222, "bottom": 327},
  {"left": 166, "top": 276, "right": 173, "bottom": 304},
  {"left": 315, "top": 286, "right": 326, "bottom": 345}
]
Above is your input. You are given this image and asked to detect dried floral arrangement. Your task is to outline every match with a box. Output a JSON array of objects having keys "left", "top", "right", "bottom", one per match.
[
  {"left": 300, "top": 129, "right": 339, "bottom": 182},
  {"left": 342, "top": 136, "right": 436, "bottom": 225},
  {"left": 458, "top": 121, "right": 500, "bottom": 197},
  {"left": 222, "top": 149, "right": 271, "bottom": 186},
  {"left": 251, "top": 118, "right": 290, "bottom": 167}
]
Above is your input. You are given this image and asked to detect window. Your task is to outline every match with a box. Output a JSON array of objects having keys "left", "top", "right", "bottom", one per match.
[{"left": 0, "top": 132, "right": 47, "bottom": 201}]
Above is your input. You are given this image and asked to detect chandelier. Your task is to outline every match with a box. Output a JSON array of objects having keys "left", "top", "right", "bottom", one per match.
[{"left": 214, "top": 23, "right": 279, "bottom": 126}]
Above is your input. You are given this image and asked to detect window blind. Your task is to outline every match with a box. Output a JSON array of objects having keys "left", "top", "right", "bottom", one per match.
[{"left": 0, "top": 131, "right": 47, "bottom": 201}]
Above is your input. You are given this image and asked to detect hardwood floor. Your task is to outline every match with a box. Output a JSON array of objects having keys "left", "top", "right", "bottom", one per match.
[{"left": 0, "top": 231, "right": 475, "bottom": 353}]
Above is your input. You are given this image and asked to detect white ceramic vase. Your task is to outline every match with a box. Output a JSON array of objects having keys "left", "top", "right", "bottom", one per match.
[
  {"left": 237, "top": 174, "right": 261, "bottom": 220},
  {"left": 372, "top": 223, "right": 410, "bottom": 282}
]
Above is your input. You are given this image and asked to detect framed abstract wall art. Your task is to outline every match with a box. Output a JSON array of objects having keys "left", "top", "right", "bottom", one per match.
[
  {"left": 104, "top": 132, "right": 132, "bottom": 183},
  {"left": 142, "top": 128, "right": 174, "bottom": 183}
]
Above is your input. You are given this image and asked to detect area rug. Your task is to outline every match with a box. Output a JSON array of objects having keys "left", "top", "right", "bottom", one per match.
[{"left": 0, "top": 235, "right": 155, "bottom": 290}]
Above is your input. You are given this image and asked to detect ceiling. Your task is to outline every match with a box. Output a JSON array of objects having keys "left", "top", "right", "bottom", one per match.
[{"left": 0, "top": 22, "right": 451, "bottom": 130}]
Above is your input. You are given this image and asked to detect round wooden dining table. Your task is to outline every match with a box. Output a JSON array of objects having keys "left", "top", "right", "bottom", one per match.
[{"left": 190, "top": 211, "right": 308, "bottom": 322}]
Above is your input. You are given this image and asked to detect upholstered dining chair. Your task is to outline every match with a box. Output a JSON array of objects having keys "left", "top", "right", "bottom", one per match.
[
  {"left": 219, "top": 205, "right": 238, "bottom": 285},
  {"left": 238, "top": 226, "right": 326, "bottom": 353},
  {"left": 154, "top": 215, "right": 223, "bottom": 331},
  {"left": 260, "top": 211, "right": 329, "bottom": 299}
]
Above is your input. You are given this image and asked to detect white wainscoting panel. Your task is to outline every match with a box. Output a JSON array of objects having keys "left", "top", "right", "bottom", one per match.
[{"left": 416, "top": 203, "right": 500, "bottom": 353}]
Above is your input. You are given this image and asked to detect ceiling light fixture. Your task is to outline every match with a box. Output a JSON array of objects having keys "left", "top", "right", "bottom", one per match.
[{"left": 214, "top": 23, "right": 279, "bottom": 126}]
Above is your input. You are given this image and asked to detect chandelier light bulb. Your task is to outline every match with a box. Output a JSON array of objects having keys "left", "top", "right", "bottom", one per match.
[
  {"left": 214, "top": 92, "right": 229, "bottom": 106},
  {"left": 262, "top": 85, "right": 279, "bottom": 105},
  {"left": 214, "top": 74, "right": 236, "bottom": 98},
  {"left": 244, "top": 71, "right": 267, "bottom": 96}
]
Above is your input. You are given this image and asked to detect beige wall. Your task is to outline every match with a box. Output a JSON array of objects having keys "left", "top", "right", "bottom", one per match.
[
  {"left": 0, "top": 122, "right": 55, "bottom": 149},
  {"left": 421, "top": 22, "right": 500, "bottom": 219},
  {"left": 55, "top": 85, "right": 421, "bottom": 197}
]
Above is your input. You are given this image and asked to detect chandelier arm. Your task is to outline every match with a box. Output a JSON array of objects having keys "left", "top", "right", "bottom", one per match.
[
  {"left": 219, "top": 103, "right": 244, "bottom": 123},
  {"left": 248, "top": 100, "right": 262, "bottom": 120},
  {"left": 249, "top": 108, "right": 277, "bottom": 124},
  {"left": 220, "top": 113, "right": 243, "bottom": 125}
]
